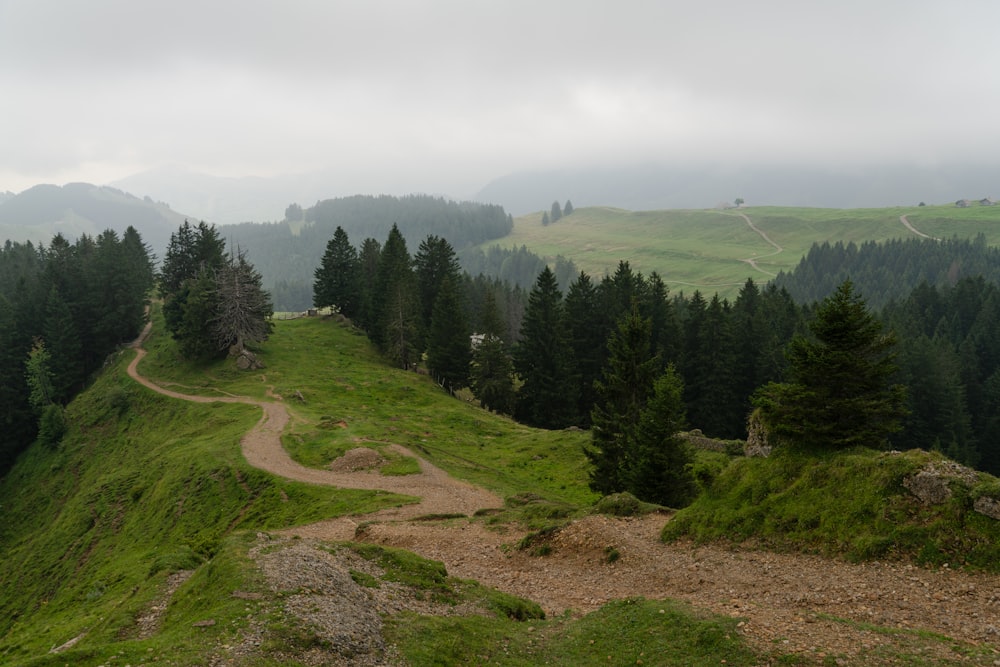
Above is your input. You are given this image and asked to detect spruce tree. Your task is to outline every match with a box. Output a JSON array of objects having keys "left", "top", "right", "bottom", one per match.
[
  {"left": 42, "top": 287, "right": 83, "bottom": 404},
  {"left": 586, "top": 305, "right": 659, "bottom": 495},
  {"left": 628, "top": 365, "right": 696, "bottom": 507},
  {"left": 550, "top": 201, "right": 563, "bottom": 223},
  {"left": 212, "top": 248, "right": 274, "bottom": 355},
  {"left": 373, "top": 225, "right": 419, "bottom": 366},
  {"left": 313, "top": 226, "right": 360, "bottom": 318},
  {"left": 470, "top": 290, "right": 515, "bottom": 414},
  {"left": 754, "top": 280, "right": 907, "bottom": 449},
  {"left": 426, "top": 276, "right": 470, "bottom": 393},
  {"left": 514, "top": 267, "right": 577, "bottom": 428},
  {"left": 355, "top": 237, "right": 382, "bottom": 331},
  {"left": 564, "top": 271, "right": 604, "bottom": 425},
  {"left": 414, "top": 235, "right": 461, "bottom": 338}
]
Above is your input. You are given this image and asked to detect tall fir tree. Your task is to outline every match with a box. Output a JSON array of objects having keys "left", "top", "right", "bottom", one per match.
[
  {"left": 212, "top": 248, "right": 274, "bottom": 355},
  {"left": 470, "top": 290, "right": 515, "bottom": 414},
  {"left": 374, "top": 225, "right": 419, "bottom": 368},
  {"left": 426, "top": 276, "right": 470, "bottom": 393},
  {"left": 628, "top": 365, "right": 696, "bottom": 508},
  {"left": 754, "top": 280, "right": 907, "bottom": 450},
  {"left": 355, "top": 237, "right": 382, "bottom": 331},
  {"left": 414, "top": 235, "right": 462, "bottom": 338},
  {"left": 564, "top": 271, "right": 604, "bottom": 426},
  {"left": 42, "top": 287, "right": 83, "bottom": 404},
  {"left": 586, "top": 305, "right": 660, "bottom": 495},
  {"left": 313, "top": 226, "right": 360, "bottom": 318},
  {"left": 514, "top": 267, "right": 577, "bottom": 428}
]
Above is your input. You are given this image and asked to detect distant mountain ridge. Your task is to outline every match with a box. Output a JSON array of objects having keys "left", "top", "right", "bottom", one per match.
[{"left": 0, "top": 182, "right": 189, "bottom": 257}]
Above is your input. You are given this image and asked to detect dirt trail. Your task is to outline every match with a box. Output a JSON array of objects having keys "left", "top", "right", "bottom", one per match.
[
  {"left": 127, "top": 322, "right": 502, "bottom": 536},
  {"left": 900, "top": 214, "right": 941, "bottom": 241},
  {"left": 734, "top": 211, "right": 783, "bottom": 278},
  {"left": 127, "top": 323, "right": 1000, "bottom": 663}
]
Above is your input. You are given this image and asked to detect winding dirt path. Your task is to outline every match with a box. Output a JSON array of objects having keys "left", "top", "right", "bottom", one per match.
[
  {"left": 127, "top": 321, "right": 502, "bottom": 533},
  {"left": 127, "top": 322, "right": 1000, "bottom": 664},
  {"left": 734, "top": 211, "right": 783, "bottom": 278},
  {"left": 900, "top": 214, "right": 941, "bottom": 241}
]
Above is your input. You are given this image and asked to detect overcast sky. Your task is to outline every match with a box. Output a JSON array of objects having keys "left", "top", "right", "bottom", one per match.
[{"left": 2, "top": 0, "right": 999, "bottom": 197}]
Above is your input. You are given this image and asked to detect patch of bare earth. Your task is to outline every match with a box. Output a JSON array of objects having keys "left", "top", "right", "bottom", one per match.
[{"left": 128, "top": 327, "right": 1000, "bottom": 664}]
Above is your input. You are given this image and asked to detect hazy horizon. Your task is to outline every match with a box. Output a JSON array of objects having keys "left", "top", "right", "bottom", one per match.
[{"left": 3, "top": 1, "right": 1000, "bottom": 201}]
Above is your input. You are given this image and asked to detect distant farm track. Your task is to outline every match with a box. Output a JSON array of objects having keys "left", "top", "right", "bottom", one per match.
[
  {"left": 900, "top": 214, "right": 940, "bottom": 240},
  {"left": 733, "top": 211, "right": 783, "bottom": 277}
]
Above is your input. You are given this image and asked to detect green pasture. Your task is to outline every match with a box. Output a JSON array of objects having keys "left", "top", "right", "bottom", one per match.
[{"left": 496, "top": 204, "right": 1000, "bottom": 299}]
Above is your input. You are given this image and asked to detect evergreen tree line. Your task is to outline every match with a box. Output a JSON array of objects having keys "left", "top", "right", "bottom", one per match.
[
  {"left": 0, "top": 228, "right": 155, "bottom": 474},
  {"left": 312, "top": 224, "right": 526, "bottom": 397},
  {"left": 224, "top": 194, "right": 514, "bottom": 312},
  {"left": 159, "top": 221, "right": 273, "bottom": 361},
  {"left": 457, "top": 244, "right": 578, "bottom": 291},
  {"left": 772, "top": 235, "right": 1000, "bottom": 310},
  {"left": 883, "top": 276, "right": 1000, "bottom": 474},
  {"left": 315, "top": 219, "right": 1000, "bottom": 478}
]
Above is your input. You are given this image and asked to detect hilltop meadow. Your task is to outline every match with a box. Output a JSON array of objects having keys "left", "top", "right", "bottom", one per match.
[{"left": 496, "top": 203, "right": 1000, "bottom": 299}]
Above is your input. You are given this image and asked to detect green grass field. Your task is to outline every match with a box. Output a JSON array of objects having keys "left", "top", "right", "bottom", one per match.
[{"left": 495, "top": 204, "right": 1000, "bottom": 299}]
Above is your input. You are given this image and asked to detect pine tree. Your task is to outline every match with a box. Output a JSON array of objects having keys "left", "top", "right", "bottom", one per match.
[
  {"left": 586, "top": 305, "right": 660, "bottom": 495},
  {"left": 470, "top": 290, "right": 515, "bottom": 414},
  {"left": 173, "top": 270, "right": 221, "bottom": 360},
  {"left": 161, "top": 220, "right": 225, "bottom": 342},
  {"left": 550, "top": 201, "right": 563, "bottom": 223},
  {"left": 212, "top": 247, "right": 274, "bottom": 355},
  {"left": 42, "top": 287, "right": 83, "bottom": 403},
  {"left": 313, "top": 226, "right": 360, "bottom": 318},
  {"left": 414, "top": 235, "right": 461, "bottom": 338},
  {"left": 355, "top": 237, "right": 382, "bottom": 331},
  {"left": 564, "top": 200, "right": 574, "bottom": 216},
  {"left": 754, "top": 280, "right": 907, "bottom": 450},
  {"left": 514, "top": 267, "right": 577, "bottom": 428},
  {"left": 564, "top": 271, "right": 604, "bottom": 425},
  {"left": 426, "top": 276, "right": 470, "bottom": 393},
  {"left": 628, "top": 365, "right": 696, "bottom": 507},
  {"left": 374, "top": 225, "right": 419, "bottom": 367}
]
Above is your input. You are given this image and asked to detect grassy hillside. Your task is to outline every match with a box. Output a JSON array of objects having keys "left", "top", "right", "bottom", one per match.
[
  {"left": 0, "top": 333, "right": 417, "bottom": 664},
  {"left": 6, "top": 309, "right": 1000, "bottom": 664},
  {"left": 665, "top": 446, "right": 1000, "bottom": 569},
  {"left": 497, "top": 204, "right": 1000, "bottom": 298},
  {"left": 0, "top": 312, "right": 606, "bottom": 665}
]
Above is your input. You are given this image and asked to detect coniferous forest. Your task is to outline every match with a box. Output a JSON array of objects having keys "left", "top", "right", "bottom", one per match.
[
  {"left": 313, "top": 221, "right": 1000, "bottom": 490},
  {"left": 0, "top": 229, "right": 155, "bottom": 473},
  {"left": 5, "top": 209, "right": 1000, "bottom": 486}
]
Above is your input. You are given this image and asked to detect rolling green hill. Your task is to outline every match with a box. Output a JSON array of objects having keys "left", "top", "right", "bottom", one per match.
[
  {"left": 0, "top": 310, "right": 597, "bottom": 665},
  {"left": 495, "top": 204, "right": 1000, "bottom": 299},
  {"left": 4, "top": 308, "right": 1000, "bottom": 664}
]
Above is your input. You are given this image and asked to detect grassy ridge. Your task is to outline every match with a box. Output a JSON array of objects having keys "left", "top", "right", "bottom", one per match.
[
  {"left": 0, "top": 310, "right": 600, "bottom": 664},
  {"left": 664, "top": 446, "right": 1000, "bottom": 570},
  {"left": 0, "top": 328, "right": 416, "bottom": 663},
  {"left": 141, "top": 306, "right": 597, "bottom": 506},
  {"left": 499, "top": 204, "right": 1000, "bottom": 298}
]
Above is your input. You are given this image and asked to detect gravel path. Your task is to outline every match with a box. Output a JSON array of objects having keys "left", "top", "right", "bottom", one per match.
[{"left": 128, "top": 323, "right": 1000, "bottom": 665}]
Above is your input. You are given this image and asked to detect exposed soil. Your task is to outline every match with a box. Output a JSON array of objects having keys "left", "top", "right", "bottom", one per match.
[{"left": 128, "top": 323, "right": 1000, "bottom": 665}]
